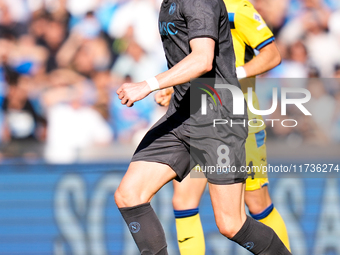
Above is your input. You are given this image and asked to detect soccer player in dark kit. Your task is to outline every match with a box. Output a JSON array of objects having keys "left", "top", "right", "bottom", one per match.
[
  {"left": 115, "top": 0, "right": 292, "bottom": 254},
  {"left": 155, "top": 0, "right": 290, "bottom": 254}
]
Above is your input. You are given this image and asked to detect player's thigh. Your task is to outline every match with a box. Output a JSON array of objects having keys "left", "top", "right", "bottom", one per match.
[
  {"left": 208, "top": 182, "right": 247, "bottom": 238},
  {"left": 116, "top": 114, "right": 192, "bottom": 208},
  {"left": 115, "top": 161, "right": 177, "bottom": 208},
  {"left": 172, "top": 170, "right": 207, "bottom": 210}
]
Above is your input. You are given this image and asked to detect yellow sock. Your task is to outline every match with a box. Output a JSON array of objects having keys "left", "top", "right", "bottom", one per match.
[
  {"left": 252, "top": 204, "right": 291, "bottom": 251},
  {"left": 174, "top": 209, "right": 205, "bottom": 255}
]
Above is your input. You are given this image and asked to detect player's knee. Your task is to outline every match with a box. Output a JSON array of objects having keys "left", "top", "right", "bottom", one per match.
[
  {"left": 172, "top": 195, "right": 188, "bottom": 210},
  {"left": 114, "top": 186, "right": 145, "bottom": 208},
  {"left": 216, "top": 217, "right": 243, "bottom": 239},
  {"left": 217, "top": 224, "right": 240, "bottom": 239},
  {"left": 172, "top": 193, "right": 189, "bottom": 209},
  {"left": 114, "top": 188, "right": 125, "bottom": 208},
  {"left": 247, "top": 199, "right": 269, "bottom": 215},
  {"left": 172, "top": 194, "right": 182, "bottom": 209},
  {"left": 245, "top": 189, "right": 271, "bottom": 215},
  {"left": 172, "top": 193, "right": 200, "bottom": 210}
]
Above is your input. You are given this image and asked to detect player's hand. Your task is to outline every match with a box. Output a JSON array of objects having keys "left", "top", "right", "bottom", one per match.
[
  {"left": 154, "top": 87, "right": 174, "bottom": 107},
  {"left": 117, "top": 81, "right": 151, "bottom": 107}
]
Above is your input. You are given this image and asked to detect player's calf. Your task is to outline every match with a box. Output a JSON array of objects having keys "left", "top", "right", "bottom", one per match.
[
  {"left": 115, "top": 187, "right": 169, "bottom": 254},
  {"left": 230, "top": 216, "right": 291, "bottom": 255},
  {"left": 115, "top": 162, "right": 176, "bottom": 254},
  {"left": 119, "top": 202, "right": 168, "bottom": 255}
]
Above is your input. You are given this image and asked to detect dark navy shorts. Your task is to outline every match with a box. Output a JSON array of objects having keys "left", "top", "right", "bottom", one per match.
[{"left": 132, "top": 112, "right": 248, "bottom": 185}]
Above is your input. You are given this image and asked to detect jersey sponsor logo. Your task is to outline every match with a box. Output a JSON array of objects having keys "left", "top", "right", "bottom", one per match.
[
  {"left": 253, "top": 13, "right": 262, "bottom": 22},
  {"left": 243, "top": 241, "right": 255, "bottom": 250},
  {"left": 178, "top": 237, "right": 194, "bottom": 243},
  {"left": 159, "top": 21, "right": 178, "bottom": 36},
  {"left": 169, "top": 2, "right": 176, "bottom": 15},
  {"left": 128, "top": 222, "right": 141, "bottom": 233},
  {"left": 253, "top": 13, "right": 267, "bottom": 30}
]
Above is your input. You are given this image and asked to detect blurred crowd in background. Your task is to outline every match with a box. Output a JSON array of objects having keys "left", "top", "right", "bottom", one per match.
[{"left": 0, "top": 0, "right": 339, "bottom": 162}]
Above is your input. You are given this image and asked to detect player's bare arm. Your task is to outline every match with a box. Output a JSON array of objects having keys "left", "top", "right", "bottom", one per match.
[
  {"left": 155, "top": 42, "right": 282, "bottom": 107},
  {"left": 117, "top": 38, "right": 214, "bottom": 107},
  {"left": 238, "top": 41, "right": 281, "bottom": 78}
]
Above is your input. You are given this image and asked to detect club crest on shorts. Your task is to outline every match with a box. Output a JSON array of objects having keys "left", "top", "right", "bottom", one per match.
[
  {"left": 243, "top": 241, "right": 255, "bottom": 250},
  {"left": 129, "top": 222, "right": 141, "bottom": 233}
]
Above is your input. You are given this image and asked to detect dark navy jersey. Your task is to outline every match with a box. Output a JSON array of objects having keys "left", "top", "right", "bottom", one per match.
[
  {"left": 131, "top": 0, "right": 248, "bottom": 187},
  {"left": 158, "top": 0, "right": 241, "bottom": 121}
]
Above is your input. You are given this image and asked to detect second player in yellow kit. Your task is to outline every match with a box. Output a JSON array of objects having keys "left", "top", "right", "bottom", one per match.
[
  {"left": 230, "top": 1, "right": 290, "bottom": 251},
  {"left": 228, "top": 0, "right": 272, "bottom": 191},
  {"left": 155, "top": 0, "right": 291, "bottom": 254}
]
